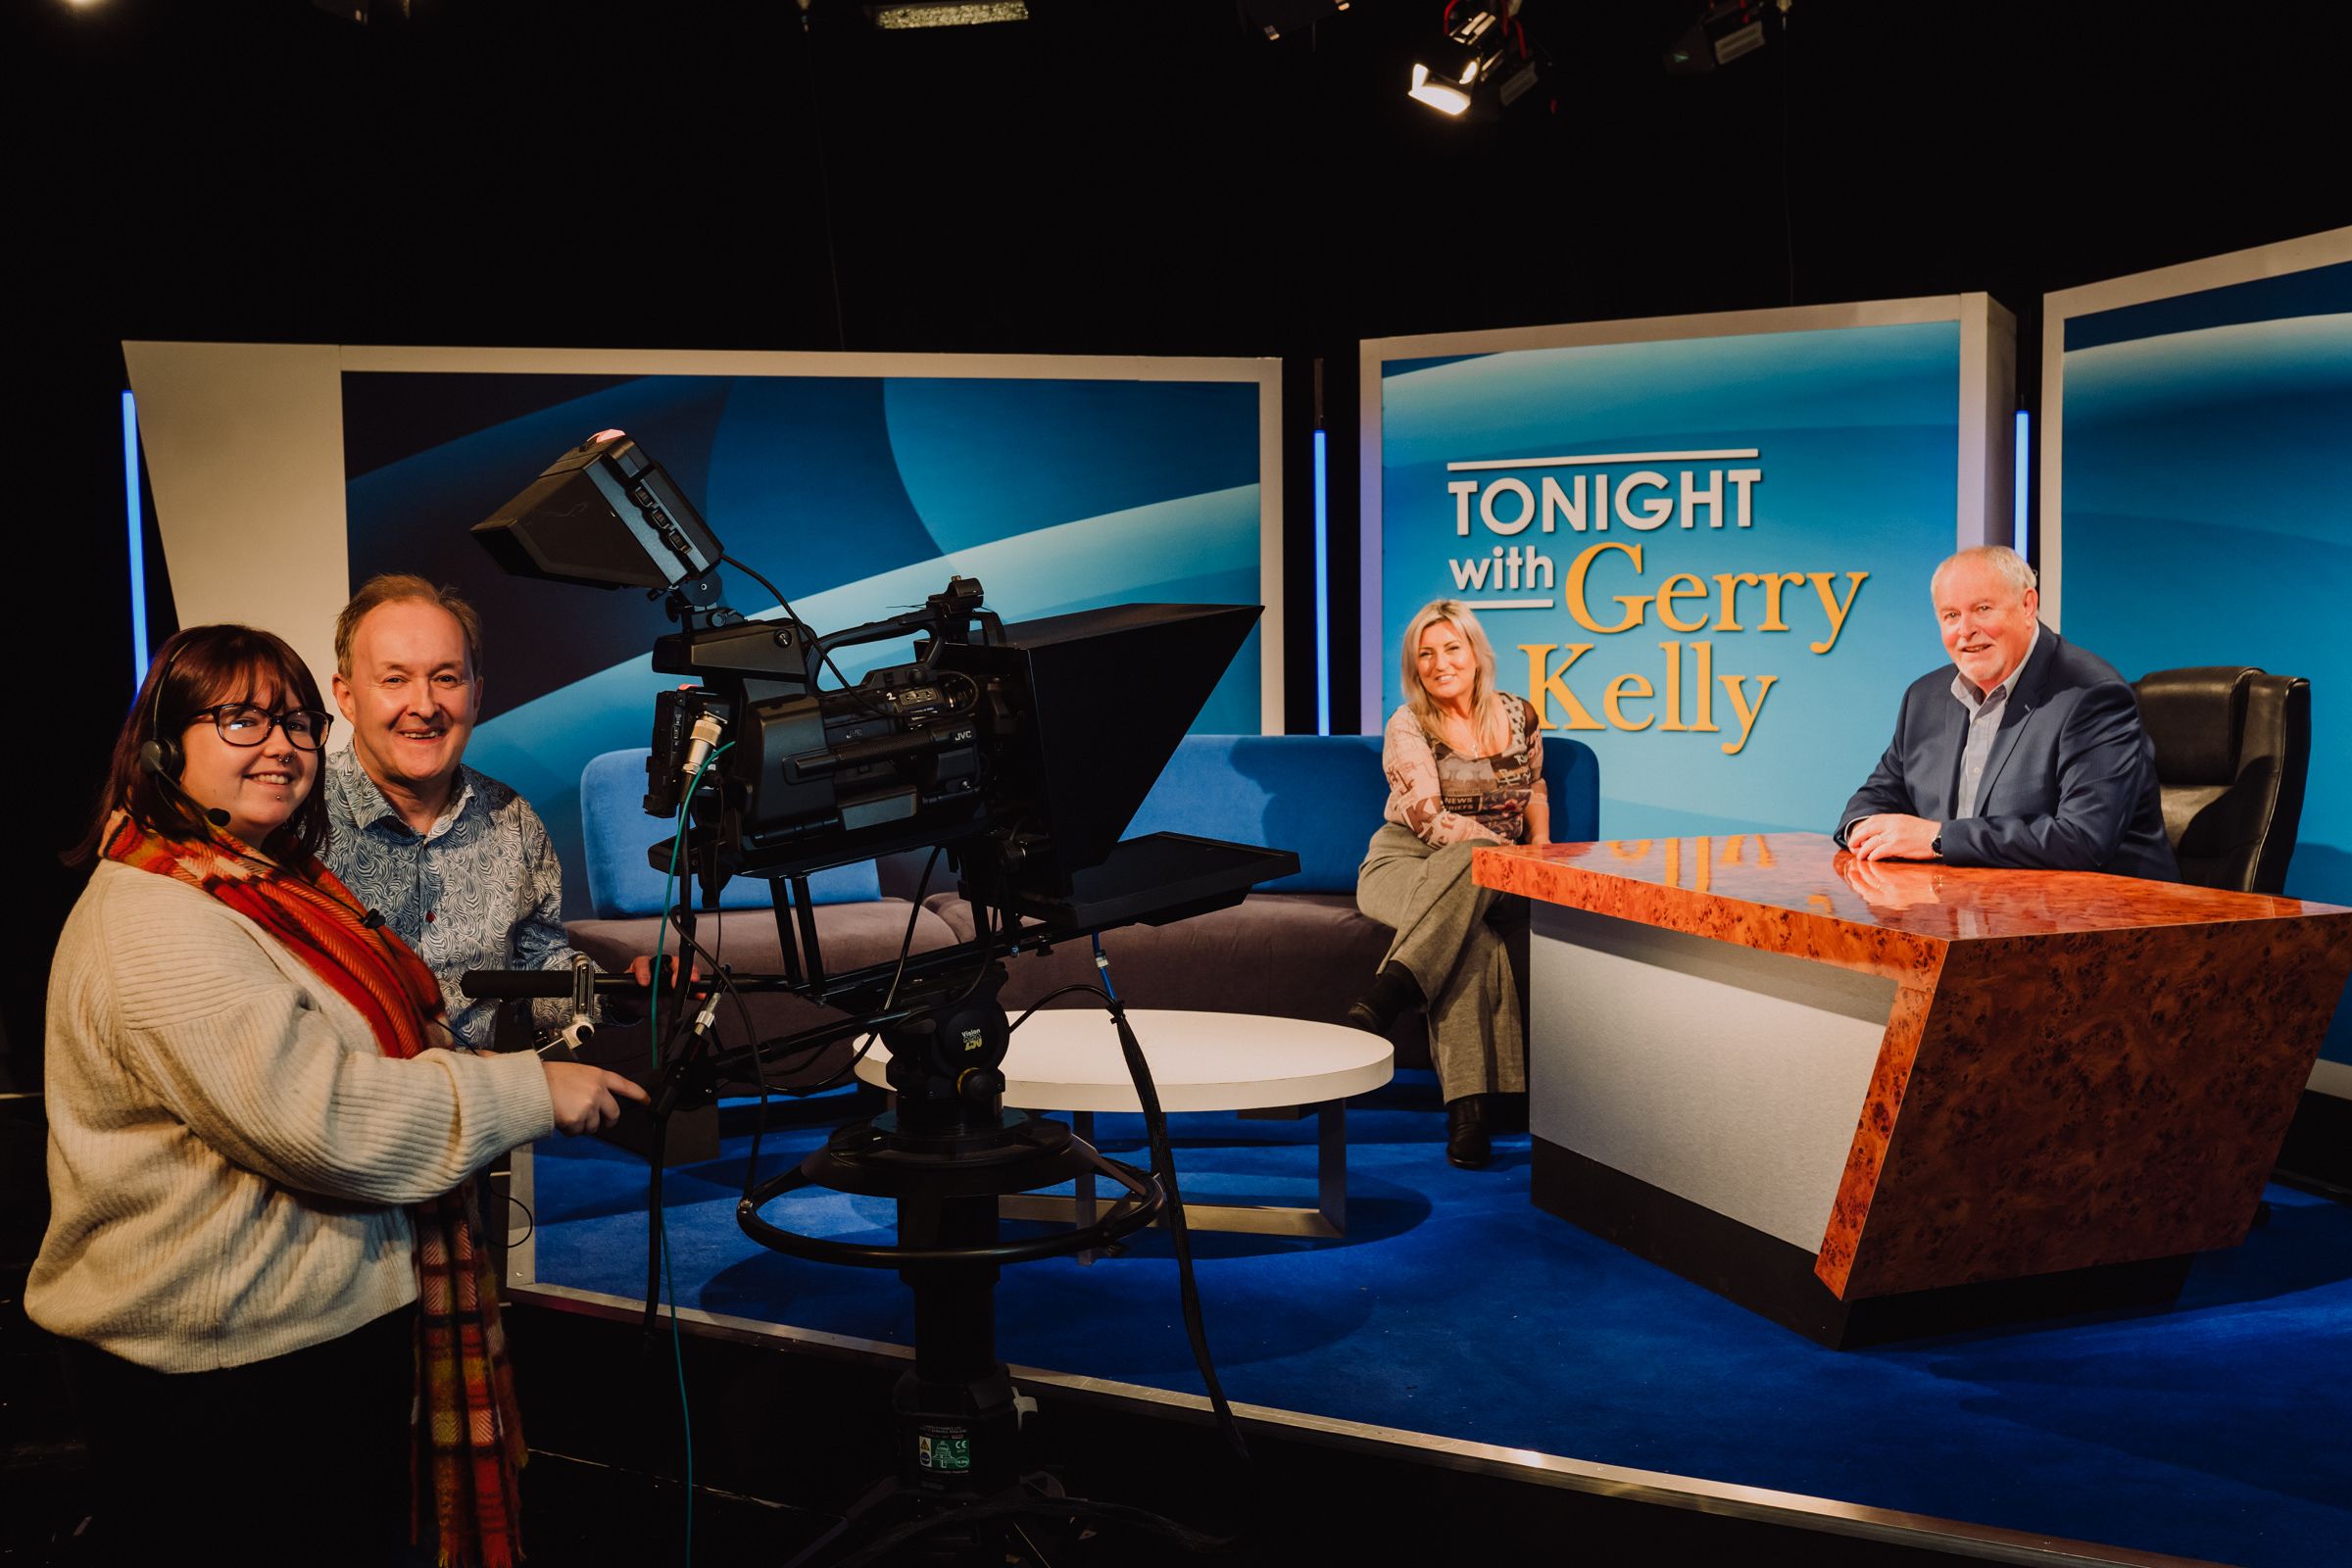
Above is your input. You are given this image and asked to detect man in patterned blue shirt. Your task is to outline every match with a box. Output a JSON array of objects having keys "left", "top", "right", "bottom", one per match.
[{"left": 321, "top": 574, "right": 655, "bottom": 1048}]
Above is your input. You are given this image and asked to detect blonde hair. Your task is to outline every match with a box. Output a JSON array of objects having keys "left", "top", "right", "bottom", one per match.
[{"left": 1399, "top": 599, "right": 1504, "bottom": 741}]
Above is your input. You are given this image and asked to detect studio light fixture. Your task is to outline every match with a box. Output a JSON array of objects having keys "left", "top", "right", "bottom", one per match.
[
  {"left": 1408, "top": 0, "right": 1540, "bottom": 119},
  {"left": 1409, "top": 4, "right": 1503, "bottom": 116},
  {"left": 1664, "top": 0, "right": 1787, "bottom": 75},
  {"left": 863, "top": 0, "right": 1030, "bottom": 27}
]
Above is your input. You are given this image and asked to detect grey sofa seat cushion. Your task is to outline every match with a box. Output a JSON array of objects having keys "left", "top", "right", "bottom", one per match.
[{"left": 565, "top": 900, "right": 962, "bottom": 1088}]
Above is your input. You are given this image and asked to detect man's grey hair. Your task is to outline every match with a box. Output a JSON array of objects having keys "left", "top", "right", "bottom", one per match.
[{"left": 1931, "top": 545, "right": 2037, "bottom": 600}]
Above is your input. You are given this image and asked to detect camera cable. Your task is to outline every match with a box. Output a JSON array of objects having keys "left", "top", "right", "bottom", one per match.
[
  {"left": 739, "top": 846, "right": 942, "bottom": 1204},
  {"left": 718, "top": 553, "right": 856, "bottom": 694},
  {"left": 642, "top": 741, "right": 740, "bottom": 1567},
  {"left": 1081, "top": 934, "right": 1253, "bottom": 1478}
]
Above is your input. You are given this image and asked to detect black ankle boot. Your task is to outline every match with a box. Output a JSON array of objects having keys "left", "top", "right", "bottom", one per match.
[
  {"left": 1446, "top": 1096, "right": 1491, "bottom": 1169},
  {"left": 1347, "top": 962, "right": 1423, "bottom": 1035}
]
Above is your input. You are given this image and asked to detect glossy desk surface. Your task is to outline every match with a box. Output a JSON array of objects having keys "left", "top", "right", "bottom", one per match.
[
  {"left": 1478, "top": 832, "right": 2352, "bottom": 1301},
  {"left": 1476, "top": 832, "right": 2348, "bottom": 984}
]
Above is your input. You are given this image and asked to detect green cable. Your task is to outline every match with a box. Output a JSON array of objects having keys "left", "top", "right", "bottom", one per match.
[
  {"left": 649, "top": 742, "right": 728, "bottom": 1561},
  {"left": 653, "top": 744, "right": 732, "bottom": 1069}
]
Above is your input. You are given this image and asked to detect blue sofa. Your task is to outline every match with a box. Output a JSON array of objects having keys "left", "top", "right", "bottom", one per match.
[
  {"left": 564, "top": 733, "right": 1599, "bottom": 1082},
  {"left": 936, "top": 733, "right": 1599, "bottom": 1068}
]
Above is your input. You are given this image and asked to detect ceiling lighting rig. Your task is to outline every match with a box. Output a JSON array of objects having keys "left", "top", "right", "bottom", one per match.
[
  {"left": 1664, "top": 0, "right": 1789, "bottom": 75},
  {"left": 1238, "top": 0, "right": 1352, "bottom": 43},
  {"left": 862, "top": 0, "right": 1031, "bottom": 28},
  {"left": 1407, "top": 0, "right": 1547, "bottom": 119}
]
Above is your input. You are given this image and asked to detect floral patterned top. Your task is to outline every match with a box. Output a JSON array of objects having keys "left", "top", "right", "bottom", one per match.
[
  {"left": 1382, "top": 695, "right": 1544, "bottom": 848},
  {"left": 322, "top": 746, "right": 589, "bottom": 1048}
]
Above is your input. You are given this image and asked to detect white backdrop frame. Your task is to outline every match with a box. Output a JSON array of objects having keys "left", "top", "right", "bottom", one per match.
[
  {"left": 2037, "top": 225, "right": 2352, "bottom": 629},
  {"left": 122, "top": 342, "right": 1288, "bottom": 733}
]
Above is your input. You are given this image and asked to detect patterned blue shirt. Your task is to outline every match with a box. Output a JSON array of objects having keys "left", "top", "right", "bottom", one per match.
[{"left": 321, "top": 746, "right": 586, "bottom": 1049}]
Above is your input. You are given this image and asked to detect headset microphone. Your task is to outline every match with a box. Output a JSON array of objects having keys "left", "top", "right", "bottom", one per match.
[
  {"left": 136, "top": 638, "right": 222, "bottom": 825},
  {"left": 138, "top": 737, "right": 184, "bottom": 778},
  {"left": 136, "top": 639, "right": 189, "bottom": 785},
  {"left": 142, "top": 753, "right": 232, "bottom": 828}
]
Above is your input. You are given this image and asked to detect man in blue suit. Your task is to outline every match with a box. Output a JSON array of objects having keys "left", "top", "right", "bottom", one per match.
[{"left": 1838, "top": 546, "right": 2179, "bottom": 880}]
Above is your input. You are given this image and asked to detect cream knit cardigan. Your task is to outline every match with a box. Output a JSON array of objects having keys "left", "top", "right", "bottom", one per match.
[{"left": 28, "top": 860, "right": 556, "bottom": 1372}]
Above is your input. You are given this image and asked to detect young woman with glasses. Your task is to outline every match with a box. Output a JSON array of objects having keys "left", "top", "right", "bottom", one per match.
[{"left": 32, "top": 623, "right": 647, "bottom": 1568}]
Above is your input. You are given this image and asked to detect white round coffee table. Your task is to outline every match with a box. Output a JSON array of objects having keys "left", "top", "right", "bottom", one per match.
[{"left": 857, "top": 1008, "right": 1393, "bottom": 1240}]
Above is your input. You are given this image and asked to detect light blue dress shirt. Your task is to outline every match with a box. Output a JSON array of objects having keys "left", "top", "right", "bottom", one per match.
[{"left": 1948, "top": 624, "right": 2040, "bottom": 819}]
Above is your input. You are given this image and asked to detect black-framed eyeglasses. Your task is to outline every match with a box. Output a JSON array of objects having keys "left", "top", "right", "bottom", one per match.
[{"left": 186, "top": 704, "right": 332, "bottom": 751}]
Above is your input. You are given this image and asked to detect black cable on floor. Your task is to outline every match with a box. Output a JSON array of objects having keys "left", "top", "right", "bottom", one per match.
[
  {"left": 1084, "top": 934, "right": 1256, "bottom": 1494},
  {"left": 828, "top": 1487, "right": 1237, "bottom": 1568}
]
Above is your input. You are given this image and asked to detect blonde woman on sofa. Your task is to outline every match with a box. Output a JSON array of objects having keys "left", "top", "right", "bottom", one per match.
[{"left": 1350, "top": 599, "right": 1546, "bottom": 1169}]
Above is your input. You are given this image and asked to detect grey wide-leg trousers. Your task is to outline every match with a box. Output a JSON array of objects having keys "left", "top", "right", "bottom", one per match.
[{"left": 1355, "top": 823, "right": 1529, "bottom": 1104}]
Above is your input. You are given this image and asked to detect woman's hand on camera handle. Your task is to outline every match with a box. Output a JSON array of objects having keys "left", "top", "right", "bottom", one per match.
[{"left": 543, "top": 1063, "right": 651, "bottom": 1136}]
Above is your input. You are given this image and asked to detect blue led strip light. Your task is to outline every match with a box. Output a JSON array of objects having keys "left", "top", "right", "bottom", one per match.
[
  {"left": 1313, "top": 427, "right": 1331, "bottom": 735},
  {"left": 123, "top": 391, "right": 149, "bottom": 682},
  {"left": 2014, "top": 409, "right": 2031, "bottom": 558}
]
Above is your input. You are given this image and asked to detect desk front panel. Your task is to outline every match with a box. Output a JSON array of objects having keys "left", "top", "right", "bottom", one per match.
[
  {"left": 1824, "top": 914, "right": 2352, "bottom": 1297},
  {"left": 1488, "top": 834, "right": 2352, "bottom": 1306},
  {"left": 1531, "top": 904, "right": 1892, "bottom": 1251}
]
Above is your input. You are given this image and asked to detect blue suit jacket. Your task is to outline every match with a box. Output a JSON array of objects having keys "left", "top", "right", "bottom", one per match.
[{"left": 1837, "top": 627, "right": 2180, "bottom": 880}]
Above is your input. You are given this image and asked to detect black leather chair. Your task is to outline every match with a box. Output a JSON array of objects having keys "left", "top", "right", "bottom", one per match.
[{"left": 2130, "top": 666, "right": 2311, "bottom": 894}]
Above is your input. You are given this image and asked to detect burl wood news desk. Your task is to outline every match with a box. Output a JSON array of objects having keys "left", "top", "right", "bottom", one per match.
[{"left": 1475, "top": 833, "right": 2352, "bottom": 1346}]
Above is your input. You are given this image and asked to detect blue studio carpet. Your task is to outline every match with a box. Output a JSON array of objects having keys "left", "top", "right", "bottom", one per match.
[{"left": 525, "top": 1073, "right": 2352, "bottom": 1568}]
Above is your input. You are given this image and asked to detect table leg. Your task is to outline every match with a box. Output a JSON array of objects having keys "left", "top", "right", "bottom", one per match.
[
  {"left": 1317, "top": 1100, "right": 1347, "bottom": 1235},
  {"left": 996, "top": 1102, "right": 1350, "bottom": 1246},
  {"left": 1073, "top": 1110, "right": 1098, "bottom": 1266}
]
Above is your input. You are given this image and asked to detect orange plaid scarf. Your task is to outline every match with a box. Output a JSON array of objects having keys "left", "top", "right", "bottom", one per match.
[{"left": 105, "top": 812, "right": 528, "bottom": 1567}]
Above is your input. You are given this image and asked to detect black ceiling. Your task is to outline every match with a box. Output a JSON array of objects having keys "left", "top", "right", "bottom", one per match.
[
  {"left": 8, "top": 0, "right": 2349, "bottom": 1072},
  {"left": 20, "top": 0, "right": 2351, "bottom": 358}
]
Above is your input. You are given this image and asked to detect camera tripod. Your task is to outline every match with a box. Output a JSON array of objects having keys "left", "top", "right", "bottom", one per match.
[{"left": 733, "top": 967, "right": 1204, "bottom": 1566}]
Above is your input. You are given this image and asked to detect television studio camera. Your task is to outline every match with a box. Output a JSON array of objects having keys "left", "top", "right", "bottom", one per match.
[{"left": 464, "top": 430, "right": 1294, "bottom": 1563}]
